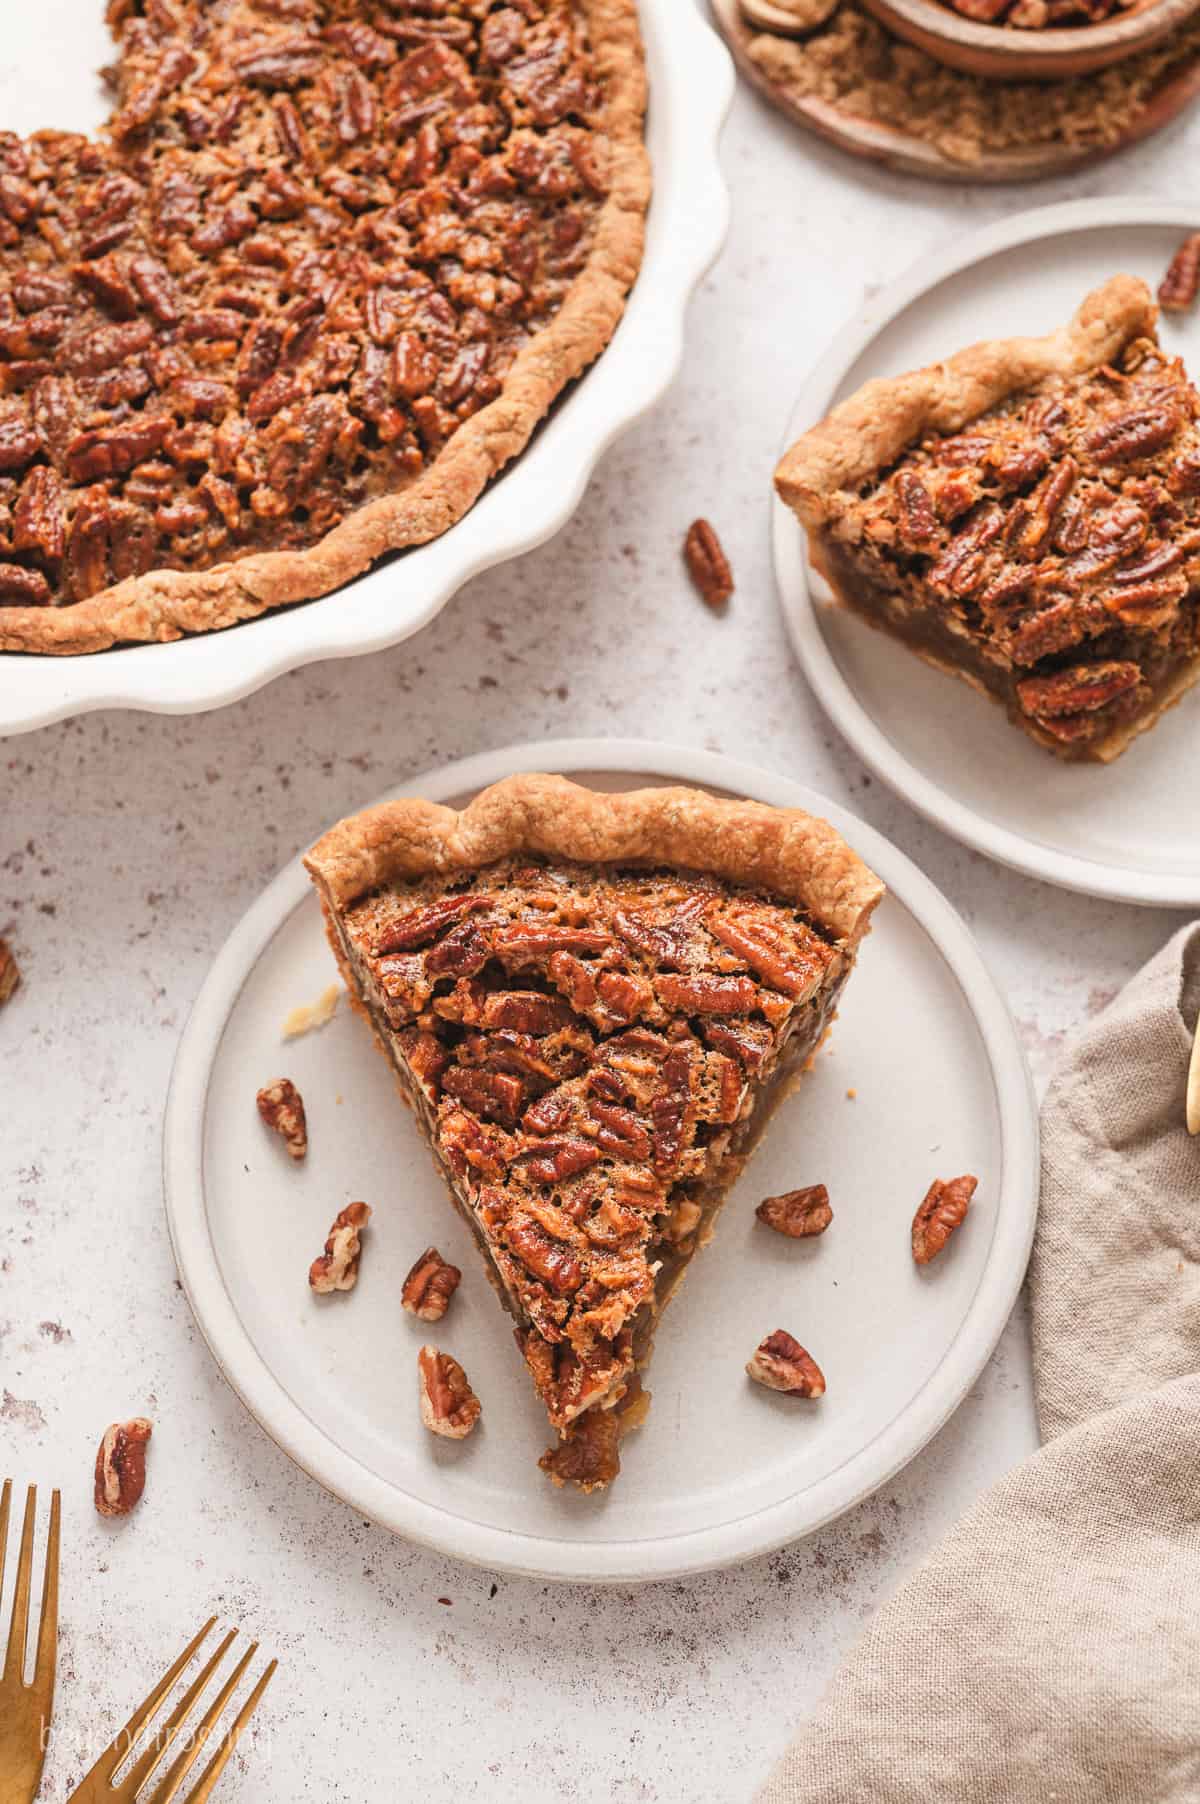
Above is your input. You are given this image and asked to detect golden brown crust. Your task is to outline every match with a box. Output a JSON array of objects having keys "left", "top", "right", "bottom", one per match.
[
  {"left": 0, "top": 0, "right": 649, "bottom": 657},
  {"left": 775, "top": 275, "right": 1158, "bottom": 530},
  {"left": 303, "top": 774, "right": 885, "bottom": 947}
]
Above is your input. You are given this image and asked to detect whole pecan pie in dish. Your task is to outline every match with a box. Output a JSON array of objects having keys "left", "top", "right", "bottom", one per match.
[
  {"left": 304, "top": 776, "right": 883, "bottom": 1490},
  {"left": 0, "top": 0, "right": 648, "bottom": 655},
  {"left": 777, "top": 276, "right": 1200, "bottom": 761}
]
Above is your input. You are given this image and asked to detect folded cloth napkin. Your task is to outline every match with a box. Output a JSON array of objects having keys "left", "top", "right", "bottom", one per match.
[{"left": 757, "top": 921, "right": 1200, "bottom": 1804}]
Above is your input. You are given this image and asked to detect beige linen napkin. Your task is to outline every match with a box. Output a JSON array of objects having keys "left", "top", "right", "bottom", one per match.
[{"left": 758, "top": 921, "right": 1200, "bottom": 1804}]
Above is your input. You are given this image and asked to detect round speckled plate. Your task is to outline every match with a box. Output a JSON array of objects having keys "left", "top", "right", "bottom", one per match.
[
  {"left": 163, "top": 740, "right": 1038, "bottom": 1583},
  {"left": 776, "top": 199, "right": 1200, "bottom": 907}
]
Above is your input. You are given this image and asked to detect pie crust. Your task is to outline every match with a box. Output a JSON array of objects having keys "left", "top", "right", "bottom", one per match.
[
  {"left": 305, "top": 775, "right": 884, "bottom": 1488},
  {"left": 0, "top": 0, "right": 649, "bottom": 655},
  {"left": 777, "top": 275, "right": 1200, "bottom": 761}
]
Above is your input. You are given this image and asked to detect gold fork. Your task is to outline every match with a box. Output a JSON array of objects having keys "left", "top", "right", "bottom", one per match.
[
  {"left": 67, "top": 1619, "right": 276, "bottom": 1804},
  {"left": 0, "top": 1481, "right": 61, "bottom": 1804}
]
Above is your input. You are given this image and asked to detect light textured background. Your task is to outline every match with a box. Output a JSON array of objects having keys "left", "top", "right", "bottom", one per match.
[{"left": 1, "top": 8, "right": 1196, "bottom": 1797}]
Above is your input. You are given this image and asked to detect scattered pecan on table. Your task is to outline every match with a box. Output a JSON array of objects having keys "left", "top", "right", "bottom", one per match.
[
  {"left": 309, "top": 1200, "right": 371, "bottom": 1293},
  {"left": 401, "top": 1246, "right": 462, "bottom": 1322},
  {"left": 756, "top": 1183, "right": 832, "bottom": 1237},
  {"left": 683, "top": 518, "right": 734, "bottom": 609},
  {"left": 746, "top": 1330, "right": 826, "bottom": 1397},
  {"left": 94, "top": 1417, "right": 153, "bottom": 1518},
  {"left": 256, "top": 1077, "right": 307, "bottom": 1160},
  {"left": 1159, "top": 234, "right": 1200, "bottom": 313},
  {"left": 911, "top": 1174, "right": 977, "bottom": 1264},
  {"left": 0, "top": 938, "right": 19, "bottom": 1006},
  {"left": 417, "top": 1346, "right": 481, "bottom": 1439}
]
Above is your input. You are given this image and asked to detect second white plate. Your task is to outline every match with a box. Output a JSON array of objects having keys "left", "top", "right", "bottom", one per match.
[
  {"left": 163, "top": 739, "right": 1037, "bottom": 1583},
  {"left": 775, "top": 198, "right": 1200, "bottom": 908}
]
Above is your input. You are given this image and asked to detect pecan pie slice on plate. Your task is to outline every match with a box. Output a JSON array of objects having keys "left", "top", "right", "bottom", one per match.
[
  {"left": 776, "top": 275, "right": 1200, "bottom": 761},
  {"left": 304, "top": 775, "right": 884, "bottom": 1490},
  {"left": 0, "top": 0, "right": 648, "bottom": 655}
]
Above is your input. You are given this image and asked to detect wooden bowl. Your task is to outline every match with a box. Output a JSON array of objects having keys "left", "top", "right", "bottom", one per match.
[
  {"left": 858, "top": 0, "right": 1200, "bottom": 78},
  {"left": 714, "top": 0, "right": 1200, "bottom": 177}
]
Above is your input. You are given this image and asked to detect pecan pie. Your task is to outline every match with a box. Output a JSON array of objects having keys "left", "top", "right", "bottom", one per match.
[
  {"left": 304, "top": 775, "right": 883, "bottom": 1489},
  {"left": 942, "top": 0, "right": 1135, "bottom": 23},
  {"left": 776, "top": 277, "right": 1200, "bottom": 761},
  {"left": 0, "top": 0, "right": 648, "bottom": 655}
]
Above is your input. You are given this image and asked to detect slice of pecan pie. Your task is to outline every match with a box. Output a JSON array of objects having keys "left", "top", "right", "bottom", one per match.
[
  {"left": 0, "top": 0, "right": 647, "bottom": 654},
  {"left": 776, "top": 276, "right": 1200, "bottom": 760},
  {"left": 304, "top": 775, "right": 883, "bottom": 1490}
]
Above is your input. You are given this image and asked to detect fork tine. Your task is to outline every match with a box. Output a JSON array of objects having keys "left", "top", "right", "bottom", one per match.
[
  {"left": 149, "top": 1641, "right": 258, "bottom": 1804},
  {"left": 3, "top": 1485, "right": 37, "bottom": 1682},
  {"left": 120, "top": 1627, "right": 238, "bottom": 1797},
  {"left": 179, "top": 1658, "right": 277, "bottom": 1804},
  {"left": 33, "top": 1489, "right": 60, "bottom": 1697},
  {"left": 88, "top": 1618, "right": 217, "bottom": 1787}
]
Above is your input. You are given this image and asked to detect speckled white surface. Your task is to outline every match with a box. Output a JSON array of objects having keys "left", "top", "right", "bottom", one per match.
[{"left": 1, "top": 9, "right": 1197, "bottom": 1796}]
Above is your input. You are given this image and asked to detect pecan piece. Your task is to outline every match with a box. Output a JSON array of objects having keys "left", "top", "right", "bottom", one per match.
[
  {"left": 418, "top": 1346, "right": 481, "bottom": 1439},
  {"left": 94, "top": 1417, "right": 153, "bottom": 1518},
  {"left": 1159, "top": 233, "right": 1200, "bottom": 313},
  {"left": 401, "top": 1246, "right": 462, "bottom": 1322},
  {"left": 683, "top": 517, "right": 734, "bottom": 609},
  {"left": 0, "top": 564, "right": 51, "bottom": 605},
  {"left": 480, "top": 991, "right": 572, "bottom": 1035},
  {"left": 492, "top": 923, "right": 611, "bottom": 961},
  {"left": 375, "top": 894, "right": 486, "bottom": 954},
  {"left": 0, "top": 938, "right": 20, "bottom": 1006},
  {"left": 505, "top": 1214, "right": 584, "bottom": 1292},
  {"left": 309, "top": 1200, "right": 371, "bottom": 1292},
  {"left": 256, "top": 1077, "right": 308, "bottom": 1160},
  {"left": 1016, "top": 661, "right": 1141, "bottom": 723},
  {"left": 13, "top": 465, "right": 65, "bottom": 562},
  {"left": 746, "top": 1330, "right": 825, "bottom": 1397},
  {"left": 513, "top": 1136, "right": 599, "bottom": 1186},
  {"left": 1084, "top": 406, "right": 1180, "bottom": 464},
  {"left": 756, "top": 1184, "right": 832, "bottom": 1238},
  {"left": 587, "top": 1101, "right": 651, "bottom": 1159},
  {"left": 442, "top": 1064, "right": 524, "bottom": 1125},
  {"left": 707, "top": 914, "right": 823, "bottom": 1000},
  {"left": 539, "top": 1407, "right": 620, "bottom": 1491},
  {"left": 656, "top": 972, "right": 759, "bottom": 1015},
  {"left": 911, "top": 1174, "right": 977, "bottom": 1265},
  {"left": 894, "top": 471, "right": 939, "bottom": 545}
]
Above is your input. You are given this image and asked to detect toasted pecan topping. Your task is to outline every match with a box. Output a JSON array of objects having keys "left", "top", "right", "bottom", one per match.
[
  {"left": 833, "top": 335, "right": 1200, "bottom": 755},
  {"left": 0, "top": 0, "right": 616, "bottom": 622},
  {"left": 334, "top": 853, "right": 853, "bottom": 1461}
]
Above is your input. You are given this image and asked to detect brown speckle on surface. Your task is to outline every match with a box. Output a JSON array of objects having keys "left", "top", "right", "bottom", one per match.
[{"left": 1, "top": 1390, "right": 46, "bottom": 1431}]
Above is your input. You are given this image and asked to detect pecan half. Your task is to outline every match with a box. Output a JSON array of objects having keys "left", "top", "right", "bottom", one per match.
[
  {"left": 1159, "top": 233, "right": 1200, "bottom": 313},
  {"left": 746, "top": 1331, "right": 826, "bottom": 1397},
  {"left": 401, "top": 1246, "right": 462, "bottom": 1322},
  {"left": 684, "top": 517, "right": 734, "bottom": 609},
  {"left": 0, "top": 938, "right": 20, "bottom": 1006},
  {"left": 417, "top": 1346, "right": 481, "bottom": 1439},
  {"left": 911, "top": 1174, "right": 977, "bottom": 1265},
  {"left": 309, "top": 1200, "right": 371, "bottom": 1292},
  {"left": 1016, "top": 661, "right": 1140, "bottom": 725},
  {"left": 94, "top": 1417, "right": 153, "bottom": 1518},
  {"left": 256, "top": 1077, "right": 308, "bottom": 1160},
  {"left": 756, "top": 1184, "right": 832, "bottom": 1238}
]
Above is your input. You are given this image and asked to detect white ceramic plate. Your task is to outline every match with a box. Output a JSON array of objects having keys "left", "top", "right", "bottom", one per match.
[
  {"left": 163, "top": 739, "right": 1038, "bottom": 1583},
  {"left": 0, "top": 0, "right": 732, "bottom": 738},
  {"left": 776, "top": 199, "right": 1200, "bottom": 908}
]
